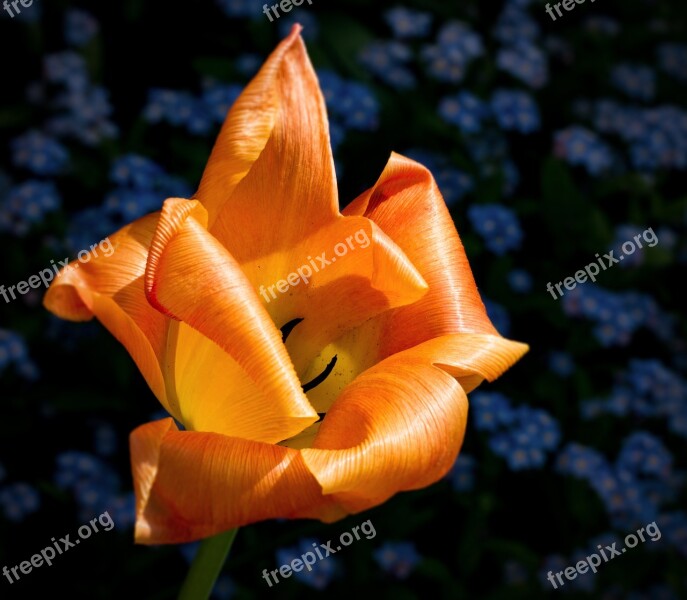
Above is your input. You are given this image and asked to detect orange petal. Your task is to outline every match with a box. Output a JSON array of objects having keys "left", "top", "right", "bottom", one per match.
[
  {"left": 145, "top": 198, "right": 318, "bottom": 443},
  {"left": 344, "top": 153, "right": 499, "bottom": 359},
  {"left": 130, "top": 419, "right": 345, "bottom": 544},
  {"left": 43, "top": 213, "right": 177, "bottom": 418},
  {"left": 242, "top": 216, "right": 427, "bottom": 375},
  {"left": 300, "top": 333, "right": 528, "bottom": 512},
  {"left": 197, "top": 25, "right": 339, "bottom": 259}
]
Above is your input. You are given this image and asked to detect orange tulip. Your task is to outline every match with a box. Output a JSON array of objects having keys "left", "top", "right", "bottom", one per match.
[{"left": 44, "top": 25, "right": 528, "bottom": 545}]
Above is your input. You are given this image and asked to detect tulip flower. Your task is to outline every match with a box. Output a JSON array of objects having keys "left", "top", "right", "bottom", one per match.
[{"left": 44, "top": 24, "right": 527, "bottom": 592}]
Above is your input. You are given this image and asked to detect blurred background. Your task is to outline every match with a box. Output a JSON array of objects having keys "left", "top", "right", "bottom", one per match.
[{"left": 0, "top": 0, "right": 686, "bottom": 598}]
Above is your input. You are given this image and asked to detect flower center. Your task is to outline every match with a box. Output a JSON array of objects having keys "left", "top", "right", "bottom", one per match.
[{"left": 279, "top": 317, "right": 338, "bottom": 398}]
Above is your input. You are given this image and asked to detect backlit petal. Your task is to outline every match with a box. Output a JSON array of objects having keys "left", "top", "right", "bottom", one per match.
[
  {"left": 145, "top": 198, "right": 318, "bottom": 443},
  {"left": 130, "top": 419, "right": 345, "bottom": 544},
  {"left": 300, "top": 333, "right": 528, "bottom": 511},
  {"left": 344, "top": 153, "right": 499, "bottom": 359},
  {"left": 197, "top": 25, "right": 339, "bottom": 259},
  {"left": 43, "top": 213, "right": 177, "bottom": 417}
]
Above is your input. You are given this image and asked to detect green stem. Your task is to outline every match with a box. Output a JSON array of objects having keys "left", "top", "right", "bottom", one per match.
[{"left": 178, "top": 528, "right": 239, "bottom": 600}]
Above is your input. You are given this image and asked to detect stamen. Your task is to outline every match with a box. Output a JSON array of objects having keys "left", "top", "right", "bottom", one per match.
[
  {"left": 302, "top": 355, "right": 338, "bottom": 393},
  {"left": 280, "top": 317, "right": 304, "bottom": 343}
]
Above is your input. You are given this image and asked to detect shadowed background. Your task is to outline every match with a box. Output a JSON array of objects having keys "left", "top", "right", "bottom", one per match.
[{"left": 0, "top": 0, "right": 685, "bottom": 598}]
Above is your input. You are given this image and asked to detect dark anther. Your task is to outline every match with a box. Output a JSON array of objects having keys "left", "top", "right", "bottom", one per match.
[
  {"left": 280, "top": 317, "right": 304, "bottom": 343},
  {"left": 302, "top": 355, "right": 338, "bottom": 393}
]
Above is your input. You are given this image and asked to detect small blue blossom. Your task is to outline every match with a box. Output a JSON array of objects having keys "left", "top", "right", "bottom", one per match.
[
  {"left": 507, "top": 268, "right": 533, "bottom": 293},
  {"left": 1, "top": 180, "right": 62, "bottom": 236},
  {"left": 143, "top": 88, "right": 212, "bottom": 134},
  {"left": 359, "top": 41, "right": 416, "bottom": 89},
  {"left": 658, "top": 512, "right": 687, "bottom": 558},
  {"left": 317, "top": 70, "right": 379, "bottom": 149},
  {"left": 611, "top": 64, "right": 656, "bottom": 101},
  {"left": 623, "top": 106, "right": 687, "bottom": 172},
  {"left": 554, "top": 126, "right": 613, "bottom": 175},
  {"left": 556, "top": 443, "right": 608, "bottom": 478},
  {"left": 439, "top": 92, "right": 488, "bottom": 134},
  {"left": 470, "top": 391, "right": 516, "bottom": 432},
  {"left": 337, "top": 82, "right": 380, "bottom": 130},
  {"left": 483, "top": 298, "right": 511, "bottom": 336},
  {"left": 0, "top": 330, "right": 40, "bottom": 380},
  {"left": 104, "top": 188, "right": 163, "bottom": 222},
  {"left": 111, "top": 155, "right": 164, "bottom": 189},
  {"left": 0, "top": 483, "right": 40, "bottom": 523},
  {"left": 215, "top": 0, "right": 262, "bottom": 19},
  {"left": 211, "top": 575, "right": 236, "bottom": 599},
  {"left": 11, "top": 130, "right": 69, "bottom": 176},
  {"left": 44, "top": 51, "right": 90, "bottom": 91},
  {"left": 422, "top": 21, "right": 483, "bottom": 84},
  {"left": 94, "top": 423, "right": 118, "bottom": 457},
  {"left": 548, "top": 351, "right": 574, "bottom": 377},
  {"left": 497, "top": 41, "right": 548, "bottom": 88},
  {"left": 435, "top": 167, "right": 473, "bottom": 206},
  {"left": 581, "top": 358, "right": 686, "bottom": 428},
  {"left": 467, "top": 130, "right": 509, "bottom": 164},
  {"left": 403, "top": 149, "right": 473, "bottom": 206},
  {"left": 41, "top": 53, "right": 116, "bottom": 147},
  {"left": 501, "top": 159, "right": 520, "bottom": 196},
  {"left": 617, "top": 431, "right": 673, "bottom": 479},
  {"left": 539, "top": 555, "right": 567, "bottom": 590},
  {"left": 384, "top": 7, "right": 433, "bottom": 39},
  {"left": 279, "top": 11, "right": 319, "bottom": 41},
  {"left": 447, "top": 454, "right": 475, "bottom": 491},
  {"left": 373, "top": 542, "right": 421, "bottom": 579},
  {"left": 657, "top": 43, "right": 687, "bottom": 82},
  {"left": 64, "top": 9, "right": 99, "bottom": 47},
  {"left": 47, "top": 85, "right": 118, "bottom": 146},
  {"left": 276, "top": 538, "right": 339, "bottom": 589},
  {"left": 490, "top": 89, "right": 540, "bottom": 133},
  {"left": 488, "top": 406, "right": 561, "bottom": 470},
  {"left": 235, "top": 53, "right": 262, "bottom": 77},
  {"left": 610, "top": 224, "right": 656, "bottom": 267},
  {"left": 437, "top": 20, "right": 483, "bottom": 59},
  {"left": 492, "top": 4, "right": 539, "bottom": 44},
  {"left": 54, "top": 451, "right": 128, "bottom": 521},
  {"left": 179, "top": 542, "right": 201, "bottom": 564},
  {"left": 144, "top": 89, "right": 194, "bottom": 125},
  {"left": 467, "top": 204, "right": 523, "bottom": 255},
  {"left": 557, "top": 435, "right": 677, "bottom": 529},
  {"left": 107, "top": 492, "right": 136, "bottom": 530},
  {"left": 65, "top": 207, "right": 117, "bottom": 253},
  {"left": 55, "top": 451, "right": 120, "bottom": 492}
]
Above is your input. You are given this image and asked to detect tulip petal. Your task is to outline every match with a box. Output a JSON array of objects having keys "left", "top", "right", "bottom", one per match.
[
  {"left": 43, "top": 213, "right": 177, "bottom": 417},
  {"left": 130, "top": 419, "right": 345, "bottom": 544},
  {"left": 344, "top": 153, "right": 499, "bottom": 359},
  {"left": 240, "top": 216, "right": 427, "bottom": 375},
  {"left": 300, "top": 333, "right": 528, "bottom": 511},
  {"left": 197, "top": 25, "right": 339, "bottom": 258},
  {"left": 145, "top": 198, "right": 318, "bottom": 443}
]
